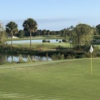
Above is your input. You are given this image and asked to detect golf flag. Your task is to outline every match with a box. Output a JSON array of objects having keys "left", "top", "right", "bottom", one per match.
[
  {"left": 89, "top": 45, "right": 93, "bottom": 53},
  {"left": 89, "top": 45, "right": 93, "bottom": 75}
]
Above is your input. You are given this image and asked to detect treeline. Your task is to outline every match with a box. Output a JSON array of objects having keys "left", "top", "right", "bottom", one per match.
[
  {"left": 8, "top": 24, "right": 100, "bottom": 38},
  {"left": 1, "top": 18, "right": 100, "bottom": 47},
  {"left": 1, "top": 18, "right": 100, "bottom": 60},
  {"left": 10, "top": 27, "right": 73, "bottom": 38},
  {"left": 12, "top": 25, "right": 98, "bottom": 38}
]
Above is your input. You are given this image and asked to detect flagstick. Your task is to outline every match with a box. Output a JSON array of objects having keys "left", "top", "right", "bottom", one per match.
[{"left": 91, "top": 53, "right": 93, "bottom": 76}]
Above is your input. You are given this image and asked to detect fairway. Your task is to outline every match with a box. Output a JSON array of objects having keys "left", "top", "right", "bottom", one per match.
[{"left": 0, "top": 59, "right": 100, "bottom": 100}]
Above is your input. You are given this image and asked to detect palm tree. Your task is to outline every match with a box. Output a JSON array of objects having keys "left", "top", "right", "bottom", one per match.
[
  {"left": 23, "top": 18, "right": 37, "bottom": 48},
  {"left": 6, "top": 21, "right": 18, "bottom": 48}
]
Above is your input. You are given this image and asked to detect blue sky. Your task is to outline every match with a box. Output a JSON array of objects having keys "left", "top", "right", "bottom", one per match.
[{"left": 0, "top": 0, "right": 100, "bottom": 30}]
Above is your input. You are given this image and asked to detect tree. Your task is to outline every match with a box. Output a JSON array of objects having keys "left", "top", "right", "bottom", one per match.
[
  {"left": 96, "top": 24, "right": 100, "bottom": 34},
  {"left": 23, "top": 18, "right": 37, "bottom": 47},
  {"left": 16, "top": 30, "right": 25, "bottom": 38},
  {"left": 6, "top": 21, "right": 18, "bottom": 48},
  {"left": 0, "top": 23, "right": 6, "bottom": 44},
  {"left": 42, "top": 29, "right": 47, "bottom": 36},
  {"left": 72, "top": 24, "right": 94, "bottom": 47}
]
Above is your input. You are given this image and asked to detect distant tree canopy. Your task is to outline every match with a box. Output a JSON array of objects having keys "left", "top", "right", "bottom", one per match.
[{"left": 71, "top": 24, "right": 94, "bottom": 47}]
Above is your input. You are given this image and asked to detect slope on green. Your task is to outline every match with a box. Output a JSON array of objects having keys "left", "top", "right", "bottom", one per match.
[{"left": 0, "top": 59, "right": 100, "bottom": 100}]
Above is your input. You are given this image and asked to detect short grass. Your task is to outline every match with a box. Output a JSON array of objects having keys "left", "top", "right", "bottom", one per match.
[
  {"left": 11, "top": 42, "right": 71, "bottom": 50},
  {"left": 0, "top": 58, "right": 100, "bottom": 100}
]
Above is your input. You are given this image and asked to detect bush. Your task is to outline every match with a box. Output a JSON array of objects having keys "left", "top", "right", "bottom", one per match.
[
  {"left": 47, "top": 40, "right": 50, "bottom": 43},
  {"left": 42, "top": 39, "right": 46, "bottom": 42},
  {"left": 59, "top": 41, "right": 62, "bottom": 43},
  {"left": 27, "top": 55, "right": 32, "bottom": 62},
  {"left": 60, "top": 54, "right": 65, "bottom": 60},
  {"left": 66, "top": 55, "right": 74, "bottom": 59},
  {"left": 62, "top": 39, "right": 67, "bottom": 42},
  {"left": 51, "top": 53, "right": 64, "bottom": 60},
  {"left": 42, "top": 39, "right": 50, "bottom": 43},
  {"left": 51, "top": 54, "right": 58, "bottom": 60},
  {"left": 46, "top": 53, "right": 49, "bottom": 60},
  {"left": 56, "top": 39, "right": 58, "bottom": 41},
  {"left": 18, "top": 54, "right": 24, "bottom": 63}
]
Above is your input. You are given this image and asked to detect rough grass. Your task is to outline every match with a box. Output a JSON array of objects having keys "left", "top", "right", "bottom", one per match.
[{"left": 0, "top": 58, "right": 100, "bottom": 100}]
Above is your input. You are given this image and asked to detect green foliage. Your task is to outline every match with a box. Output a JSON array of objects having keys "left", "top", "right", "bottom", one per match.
[
  {"left": 23, "top": 18, "right": 37, "bottom": 33},
  {"left": 46, "top": 53, "right": 49, "bottom": 60},
  {"left": 72, "top": 24, "right": 94, "bottom": 47},
  {"left": 96, "top": 24, "right": 100, "bottom": 34},
  {"left": 42, "top": 39, "right": 50, "bottom": 43},
  {"left": 66, "top": 55, "right": 75, "bottom": 59},
  {"left": 62, "top": 39, "right": 67, "bottom": 42},
  {"left": 18, "top": 54, "right": 24, "bottom": 63},
  {"left": 0, "top": 54, "right": 7, "bottom": 64},
  {"left": 92, "top": 35, "right": 100, "bottom": 44},
  {"left": 93, "top": 35, "right": 100, "bottom": 39},
  {"left": 16, "top": 30, "right": 25, "bottom": 38},
  {"left": 42, "top": 39, "right": 46, "bottom": 42},
  {"left": 0, "top": 31, "right": 6, "bottom": 44},
  {"left": 6, "top": 21, "right": 18, "bottom": 48},
  {"left": 27, "top": 55, "right": 32, "bottom": 62},
  {"left": 6, "top": 21, "right": 18, "bottom": 36},
  {"left": 51, "top": 53, "right": 64, "bottom": 60},
  {"left": 23, "top": 18, "right": 37, "bottom": 47},
  {"left": 0, "top": 24, "right": 7, "bottom": 44}
]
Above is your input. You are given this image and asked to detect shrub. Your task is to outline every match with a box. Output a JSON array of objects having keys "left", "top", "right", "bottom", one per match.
[
  {"left": 56, "top": 39, "right": 58, "bottom": 41},
  {"left": 42, "top": 39, "right": 46, "bottom": 42},
  {"left": 66, "top": 55, "right": 74, "bottom": 59},
  {"left": 51, "top": 53, "right": 64, "bottom": 60},
  {"left": 18, "top": 54, "right": 24, "bottom": 63},
  {"left": 60, "top": 54, "right": 65, "bottom": 60},
  {"left": 62, "top": 39, "right": 67, "bottom": 42},
  {"left": 47, "top": 40, "right": 50, "bottom": 43},
  {"left": 46, "top": 53, "right": 49, "bottom": 60},
  {"left": 27, "top": 55, "right": 32, "bottom": 62},
  {"left": 59, "top": 41, "right": 62, "bottom": 43}
]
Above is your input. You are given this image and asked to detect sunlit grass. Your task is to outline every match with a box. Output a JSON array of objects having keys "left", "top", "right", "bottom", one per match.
[
  {"left": 10, "top": 42, "right": 71, "bottom": 50},
  {"left": 0, "top": 58, "right": 100, "bottom": 100}
]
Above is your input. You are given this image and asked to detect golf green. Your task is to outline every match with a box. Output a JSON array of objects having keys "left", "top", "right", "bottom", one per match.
[{"left": 0, "top": 58, "right": 100, "bottom": 100}]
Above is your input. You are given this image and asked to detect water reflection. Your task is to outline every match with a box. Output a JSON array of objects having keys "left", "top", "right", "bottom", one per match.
[{"left": 0, "top": 54, "right": 52, "bottom": 64}]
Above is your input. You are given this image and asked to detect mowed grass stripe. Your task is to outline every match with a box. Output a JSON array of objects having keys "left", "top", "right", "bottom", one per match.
[
  {"left": 0, "top": 58, "right": 94, "bottom": 69},
  {"left": 0, "top": 58, "right": 100, "bottom": 100}
]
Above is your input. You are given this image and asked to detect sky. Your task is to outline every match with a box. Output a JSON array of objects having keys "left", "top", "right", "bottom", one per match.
[{"left": 0, "top": 0, "right": 100, "bottom": 30}]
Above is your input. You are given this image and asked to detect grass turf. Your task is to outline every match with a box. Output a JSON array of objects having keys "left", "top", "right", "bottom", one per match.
[
  {"left": 11, "top": 42, "right": 71, "bottom": 49},
  {"left": 0, "top": 58, "right": 100, "bottom": 100}
]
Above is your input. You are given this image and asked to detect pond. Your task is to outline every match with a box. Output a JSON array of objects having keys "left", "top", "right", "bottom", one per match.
[
  {"left": 2, "top": 39, "right": 64, "bottom": 64},
  {"left": 0, "top": 54, "right": 52, "bottom": 64},
  {"left": 7, "top": 39, "right": 62, "bottom": 44}
]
